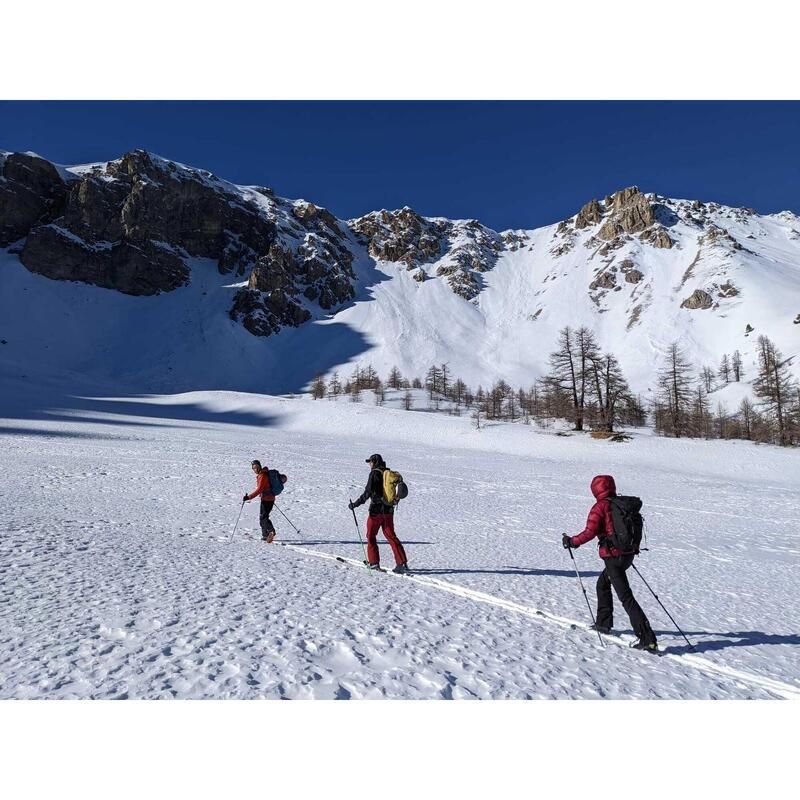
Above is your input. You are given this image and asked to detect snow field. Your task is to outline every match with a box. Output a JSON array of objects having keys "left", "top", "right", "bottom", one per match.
[{"left": 1, "top": 385, "right": 799, "bottom": 699}]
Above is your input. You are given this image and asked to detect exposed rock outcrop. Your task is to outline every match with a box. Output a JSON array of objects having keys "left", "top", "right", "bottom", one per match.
[
  {"left": 681, "top": 289, "right": 714, "bottom": 310},
  {"left": 611, "top": 187, "right": 655, "bottom": 233},
  {"left": 0, "top": 153, "right": 68, "bottom": 246},
  {"left": 575, "top": 199, "right": 603, "bottom": 229},
  {"left": 598, "top": 219, "right": 621, "bottom": 241},
  {"left": 22, "top": 225, "right": 189, "bottom": 295},
  {"left": 1, "top": 149, "right": 358, "bottom": 333},
  {"left": 700, "top": 223, "right": 746, "bottom": 253},
  {"left": 229, "top": 286, "right": 311, "bottom": 337},
  {"left": 351, "top": 207, "right": 444, "bottom": 267},
  {"left": 653, "top": 228, "right": 674, "bottom": 248},
  {"left": 350, "top": 208, "right": 502, "bottom": 300},
  {"left": 590, "top": 270, "right": 617, "bottom": 290},
  {"left": 638, "top": 226, "right": 674, "bottom": 249},
  {"left": 559, "top": 186, "right": 664, "bottom": 248},
  {"left": 14, "top": 150, "right": 278, "bottom": 295},
  {"left": 717, "top": 281, "right": 740, "bottom": 298}
]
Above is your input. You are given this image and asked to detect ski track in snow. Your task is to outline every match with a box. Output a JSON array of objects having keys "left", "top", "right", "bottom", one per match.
[
  {"left": 1, "top": 388, "right": 799, "bottom": 700},
  {"left": 279, "top": 543, "right": 800, "bottom": 700}
]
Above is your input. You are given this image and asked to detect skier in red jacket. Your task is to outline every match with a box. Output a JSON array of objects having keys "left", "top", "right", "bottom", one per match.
[
  {"left": 244, "top": 460, "right": 286, "bottom": 543},
  {"left": 563, "top": 475, "right": 657, "bottom": 652}
]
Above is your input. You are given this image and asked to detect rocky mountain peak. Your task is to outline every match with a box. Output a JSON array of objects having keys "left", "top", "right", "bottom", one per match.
[
  {"left": 554, "top": 185, "right": 674, "bottom": 256},
  {"left": 350, "top": 206, "right": 445, "bottom": 268}
]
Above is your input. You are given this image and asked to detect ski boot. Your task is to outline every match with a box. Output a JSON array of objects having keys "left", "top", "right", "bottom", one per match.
[
  {"left": 630, "top": 638, "right": 659, "bottom": 653},
  {"left": 590, "top": 623, "right": 612, "bottom": 635}
]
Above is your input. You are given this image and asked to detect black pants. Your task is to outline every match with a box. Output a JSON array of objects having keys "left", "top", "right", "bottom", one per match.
[
  {"left": 259, "top": 500, "right": 275, "bottom": 538},
  {"left": 596, "top": 554, "right": 656, "bottom": 644}
]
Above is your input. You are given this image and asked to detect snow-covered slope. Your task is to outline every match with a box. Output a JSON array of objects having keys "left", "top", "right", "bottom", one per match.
[
  {"left": 2, "top": 149, "right": 799, "bottom": 397},
  {"left": 1, "top": 382, "right": 798, "bottom": 699}
]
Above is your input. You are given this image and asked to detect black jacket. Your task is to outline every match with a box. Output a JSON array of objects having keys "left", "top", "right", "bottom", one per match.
[{"left": 353, "top": 467, "right": 393, "bottom": 515}]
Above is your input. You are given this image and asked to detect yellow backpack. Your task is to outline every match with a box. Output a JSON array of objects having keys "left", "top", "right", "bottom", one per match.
[{"left": 382, "top": 469, "right": 408, "bottom": 505}]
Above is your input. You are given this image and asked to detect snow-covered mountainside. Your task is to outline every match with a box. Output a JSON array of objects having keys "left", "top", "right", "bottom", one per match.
[{"left": 1, "top": 148, "right": 799, "bottom": 395}]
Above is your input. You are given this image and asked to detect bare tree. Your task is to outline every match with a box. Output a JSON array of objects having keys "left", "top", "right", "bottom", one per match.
[
  {"left": 753, "top": 335, "right": 795, "bottom": 445},
  {"left": 718, "top": 353, "right": 731, "bottom": 384},
  {"left": 547, "top": 326, "right": 600, "bottom": 431},
  {"left": 714, "top": 402, "right": 730, "bottom": 439},
  {"left": 587, "top": 351, "right": 631, "bottom": 432},
  {"left": 403, "top": 390, "right": 413, "bottom": 410},
  {"left": 440, "top": 363, "right": 450, "bottom": 398},
  {"left": 425, "top": 365, "right": 442, "bottom": 399},
  {"left": 505, "top": 389, "right": 519, "bottom": 421},
  {"left": 309, "top": 374, "right": 327, "bottom": 399},
  {"left": 451, "top": 378, "right": 467, "bottom": 406},
  {"left": 690, "top": 383, "right": 711, "bottom": 438},
  {"left": 738, "top": 397, "right": 754, "bottom": 440},
  {"left": 327, "top": 371, "right": 342, "bottom": 400},
  {"left": 732, "top": 350, "right": 744, "bottom": 382},
  {"left": 387, "top": 366, "right": 403, "bottom": 390},
  {"left": 700, "top": 366, "right": 715, "bottom": 394},
  {"left": 656, "top": 342, "right": 694, "bottom": 438}
]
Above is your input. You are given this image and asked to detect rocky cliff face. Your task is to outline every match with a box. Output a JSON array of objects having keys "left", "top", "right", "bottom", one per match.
[
  {"left": 1, "top": 149, "right": 357, "bottom": 335},
  {"left": 11, "top": 150, "right": 280, "bottom": 295},
  {"left": 0, "top": 153, "right": 68, "bottom": 246},
  {"left": 350, "top": 207, "right": 523, "bottom": 300},
  {"left": 231, "top": 198, "right": 356, "bottom": 336}
]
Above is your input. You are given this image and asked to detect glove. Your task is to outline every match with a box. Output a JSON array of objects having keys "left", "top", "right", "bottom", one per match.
[
  {"left": 348, "top": 501, "right": 356, "bottom": 510},
  {"left": 242, "top": 494, "right": 249, "bottom": 503},
  {"left": 562, "top": 533, "right": 574, "bottom": 549}
]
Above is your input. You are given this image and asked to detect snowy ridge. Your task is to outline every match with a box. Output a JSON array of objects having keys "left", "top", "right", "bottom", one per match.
[{"left": 1, "top": 150, "right": 799, "bottom": 399}]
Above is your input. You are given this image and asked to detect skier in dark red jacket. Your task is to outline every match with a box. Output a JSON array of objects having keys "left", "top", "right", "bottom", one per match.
[{"left": 563, "top": 475, "right": 657, "bottom": 652}]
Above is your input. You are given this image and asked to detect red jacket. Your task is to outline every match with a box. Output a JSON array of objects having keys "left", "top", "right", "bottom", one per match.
[
  {"left": 570, "top": 475, "right": 624, "bottom": 559},
  {"left": 247, "top": 468, "right": 275, "bottom": 502}
]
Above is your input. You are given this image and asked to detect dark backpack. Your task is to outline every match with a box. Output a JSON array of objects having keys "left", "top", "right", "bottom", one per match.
[
  {"left": 267, "top": 469, "right": 286, "bottom": 496},
  {"left": 606, "top": 496, "right": 643, "bottom": 554}
]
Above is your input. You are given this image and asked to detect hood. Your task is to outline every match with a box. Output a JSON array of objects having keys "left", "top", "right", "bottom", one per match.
[{"left": 590, "top": 474, "right": 616, "bottom": 501}]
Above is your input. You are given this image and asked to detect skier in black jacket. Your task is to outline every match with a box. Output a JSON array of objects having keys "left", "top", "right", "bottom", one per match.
[{"left": 349, "top": 454, "right": 409, "bottom": 573}]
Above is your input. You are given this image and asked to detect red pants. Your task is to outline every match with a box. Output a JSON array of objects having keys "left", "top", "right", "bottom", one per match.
[{"left": 366, "top": 513, "right": 407, "bottom": 567}]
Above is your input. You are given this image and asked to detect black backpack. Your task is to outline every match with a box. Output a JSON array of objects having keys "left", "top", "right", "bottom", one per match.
[
  {"left": 606, "top": 496, "right": 643, "bottom": 554},
  {"left": 266, "top": 469, "right": 286, "bottom": 496}
]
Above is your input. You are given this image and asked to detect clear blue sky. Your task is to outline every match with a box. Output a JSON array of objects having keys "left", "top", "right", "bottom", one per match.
[{"left": 1, "top": 101, "right": 798, "bottom": 231}]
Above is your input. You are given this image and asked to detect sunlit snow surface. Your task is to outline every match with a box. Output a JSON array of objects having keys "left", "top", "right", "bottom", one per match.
[{"left": 1, "top": 384, "right": 798, "bottom": 699}]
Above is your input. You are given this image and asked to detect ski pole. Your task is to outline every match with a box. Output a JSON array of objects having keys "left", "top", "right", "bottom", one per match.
[
  {"left": 273, "top": 502, "right": 301, "bottom": 535},
  {"left": 565, "top": 542, "right": 604, "bottom": 647},
  {"left": 349, "top": 500, "right": 369, "bottom": 565},
  {"left": 631, "top": 563, "right": 695, "bottom": 652},
  {"left": 229, "top": 500, "right": 245, "bottom": 543}
]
